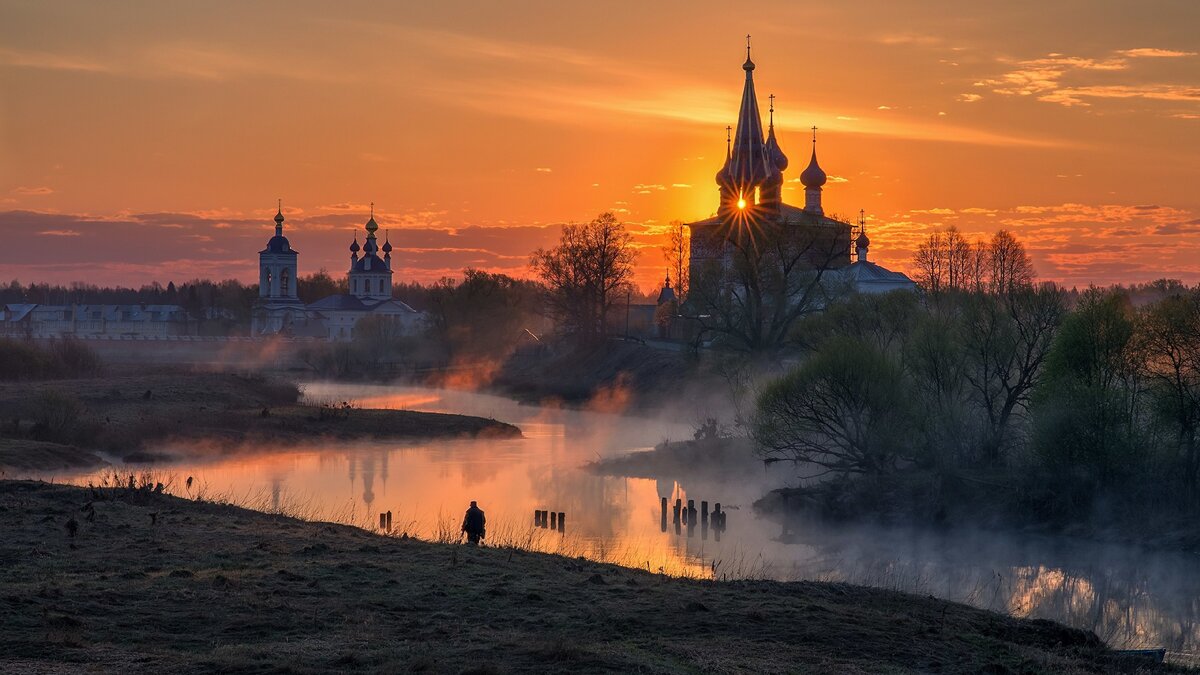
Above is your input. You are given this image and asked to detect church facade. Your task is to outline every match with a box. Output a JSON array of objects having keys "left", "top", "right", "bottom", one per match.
[
  {"left": 686, "top": 42, "right": 914, "bottom": 297},
  {"left": 250, "top": 207, "right": 422, "bottom": 340}
]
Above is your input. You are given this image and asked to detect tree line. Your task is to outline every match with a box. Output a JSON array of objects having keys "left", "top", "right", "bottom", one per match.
[{"left": 752, "top": 229, "right": 1200, "bottom": 538}]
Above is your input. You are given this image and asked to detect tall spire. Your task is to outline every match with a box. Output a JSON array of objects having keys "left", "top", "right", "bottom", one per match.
[
  {"left": 726, "top": 35, "right": 770, "bottom": 190},
  {"left": 274, "top": 199, "right": 284, "bottom": 236}
]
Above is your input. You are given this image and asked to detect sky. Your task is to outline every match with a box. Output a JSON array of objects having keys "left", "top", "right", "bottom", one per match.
[{"left": 1, "top": 0, "right": 1198, "bottom": 291}]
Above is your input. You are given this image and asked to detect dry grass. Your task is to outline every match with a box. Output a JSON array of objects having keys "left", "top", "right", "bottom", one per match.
[{"left": 0, "top": 480, "right": 1184, "bottom": 674}]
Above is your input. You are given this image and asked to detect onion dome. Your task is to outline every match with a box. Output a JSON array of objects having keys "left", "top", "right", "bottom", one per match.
[
  {"left": 274, "top": 209, "right": 284, "bottom": 226},
  {"left": 350, "top": 237, "right": 360, "bottom": 253},
  {"left": 765, "top": 127, "right": 788, "bottom": 172},
  {"left": 365, "top": 216, "right": 379, "bottom": 238},
  {"left": 382, "top": 237, "right": 392, "bottom": 253},
  {"left": 856, "top": 231, "right": 870, "bottom": 249},
  {"left": 800, "top": 147, "right": 827, "bottom": 188},
  {"left": 715, "top": 151, "right": 733, "bottom": 189},
  {"left": 363, "top": 237, "right": 377, "bottom": 254}
]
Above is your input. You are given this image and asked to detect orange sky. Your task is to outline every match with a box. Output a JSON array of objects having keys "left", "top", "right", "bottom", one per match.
[{"left": 1, "top": 0, "right": 1198, "bottom": 292}]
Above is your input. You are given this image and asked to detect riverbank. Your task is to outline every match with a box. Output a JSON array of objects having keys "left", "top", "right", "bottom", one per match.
[
  {"left": 0, "top": 480, "right": 1180, "bottom": 674},
  {"left": 587, "top": 436, "right": 762, "bottom": 482},
  {"left": 0, "top": 369, "right": 520, "bottom": 472}
]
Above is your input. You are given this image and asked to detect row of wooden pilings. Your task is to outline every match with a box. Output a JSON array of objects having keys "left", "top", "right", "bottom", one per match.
[
  {"left": 534, "top": 509, "right": 566, "bottom": 532},
  {"left": 661, "top": 497, "right": 727, "bottom": 541},
  {"left": 378, "top": 511, "right": 393, "bottom": 532}
]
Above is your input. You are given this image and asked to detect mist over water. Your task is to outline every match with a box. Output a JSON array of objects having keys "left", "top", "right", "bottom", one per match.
[{"left": 37, "top": 382, "right": 1200, "bottom": 655}]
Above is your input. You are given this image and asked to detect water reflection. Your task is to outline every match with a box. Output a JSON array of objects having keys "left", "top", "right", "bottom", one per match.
[{"left": 31, "top": 383, "right": 1200, "bottom": 656}]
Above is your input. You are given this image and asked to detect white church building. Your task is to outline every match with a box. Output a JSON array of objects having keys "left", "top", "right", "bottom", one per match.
[{"left": 251, "top": 205, "right": 422, "bottom": 340}]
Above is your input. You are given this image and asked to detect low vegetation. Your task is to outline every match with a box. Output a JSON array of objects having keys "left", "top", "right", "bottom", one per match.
[
  {"left": 753, "top": 278, "right": 1200, "bottom": 548},
  {"left": 0, "top": 480, "right": 1179, "bottom": 674},
  {"left": 0, "top": 369, "right": 519, "bottom": 472},
  {"left": 0, "top": 337, "right": 101, "bottom": 381}
]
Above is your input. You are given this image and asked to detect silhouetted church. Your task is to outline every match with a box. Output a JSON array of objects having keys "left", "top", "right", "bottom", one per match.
[
  {"left": 251, "top": 206, "right": 421, "bottom": 339},
  {"left": 687, "top": 39, "right": 915, "bottom": 295}
]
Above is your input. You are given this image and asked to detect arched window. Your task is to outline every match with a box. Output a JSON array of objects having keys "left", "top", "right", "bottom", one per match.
[
  {"left": 378, "top": 279, "right": 384, "bottom": 294},
  {"left": 280, "top": 268, "right": 291, "bottom": 297},
  {"left": 266, "top": 271, "right": 273, "bottom": 296}
]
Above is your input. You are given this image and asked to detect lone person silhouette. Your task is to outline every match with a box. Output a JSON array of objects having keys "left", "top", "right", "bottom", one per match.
[{"left": 461, "top": 501, "right": 486, "bottom": 545}]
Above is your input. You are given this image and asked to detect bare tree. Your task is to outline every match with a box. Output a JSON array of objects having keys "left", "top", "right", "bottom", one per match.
[
  {"left": 753, "top": 341, "right": 914, "bottom": 476},
  {"left": 661, "top": 220, "right": 690, "bottom": 300},
  {"left": 988, "top": 229, "right": 1035, "bottom": 295},
  {"left": 1135, "top": 290, "right": 1200, "bottom": 494},
  {"left": 914, "top": 231, "right": 947, "bottom": 294},
  {"left": 530, "top": 212, "right": 636, "bottom": 344},
  {"left": 685, "top": 215, "right": 849, "bottom": 352},
  {"left": 959, "top": 285, "right": 1066, "bottom": 463},
  {"left": 945, "top": 226, "right": 975, "bottom": 290}
]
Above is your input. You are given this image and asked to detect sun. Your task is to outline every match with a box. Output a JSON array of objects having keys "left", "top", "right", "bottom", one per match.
[{"left": 737, "top": 197, "right": 746, "bottom": 209}]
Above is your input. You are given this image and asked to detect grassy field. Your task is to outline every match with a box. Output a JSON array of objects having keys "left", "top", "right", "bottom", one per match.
[
  {"left": 0, "top": 480, "right": 1182, "bottom": 674},
  {"left": 0, "top": 369, "right": 519, "bottom": 472}
]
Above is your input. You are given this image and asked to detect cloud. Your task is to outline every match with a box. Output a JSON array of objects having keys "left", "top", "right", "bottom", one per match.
[
  {"left": 535, "top": 167, "right": 552, "bottom": 173},
  {"left": 0, "top": 47, "right": 110, "bottom": 73},
  {"left": 1154, "top": 218, "right": 1200, "bottom": 235},
  {"left": 12, "top": 186, "right": 53, "bottom": 196},
  {"left": 1118, "top": 48, "right": 1197, "bottom": 59},
  {"left": 0, "top": 41, "right": 344, "bottom": 83},
  {"left": 39, "top": 229, "right": 81, "bottom": 237},
  {"left": 981, "top": 48, "right": 1200, "bottom": 108},
  {"left": 671, "top": 183, "right": 692, "bottom": 188},
  {"left": 958, "top": 93, "right": 983, "bottom": 103},
  {"left": 1040, "top": 84, "right": 1200, "bottom": 106}
]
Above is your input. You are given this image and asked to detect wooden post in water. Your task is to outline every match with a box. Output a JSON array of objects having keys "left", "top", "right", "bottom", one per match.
[
  {"left": 673, "top": 499, "right": 681, "bottom": 524},
  {"left": 379, "top": 512, "right": 386, "bottom": 530},
  {"left": 686, "top": 500, "right": 696, "bottom": 538},
  {"left": 701, "top": 500, "right": 709, "bottom": 540},
  {"left": 660, "top": 497, "right": 668, "bottom": 532},
  {"left": 550, "top": 511, "right": 557, "bottom": 529},
  {"left": 557, "top": 512, "right": 565, "bottom": 532},
  {"left": 386, "top": 511, "right": 393, "bottom": 533},
  {"left": 533, "top": 509, "right": 540, "bottom": 526}
]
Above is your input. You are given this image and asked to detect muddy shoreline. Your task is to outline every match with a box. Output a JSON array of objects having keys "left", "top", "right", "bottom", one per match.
[{"left": 0, "top": 369, "right": 520, "bottom": 473}]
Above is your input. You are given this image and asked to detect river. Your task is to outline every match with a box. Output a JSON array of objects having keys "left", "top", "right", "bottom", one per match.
[{"left": 40, "top": 382, "right": 1200, "bottom": 657}]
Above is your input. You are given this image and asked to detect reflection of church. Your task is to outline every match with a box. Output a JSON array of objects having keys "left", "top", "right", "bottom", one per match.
[
  {"left": 251, "top": 206, "right": 423, "bottom": 339},
  {"left": 687, "top": 40, "right": 915, "bottom": 295}
]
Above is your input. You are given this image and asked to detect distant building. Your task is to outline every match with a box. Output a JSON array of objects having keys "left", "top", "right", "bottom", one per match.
[
  {"left": 837, "top": 226, "right": 918, "bottom": 294},
  {"left": 251, "top": 206, "right": 306, "bottom": 335},
  {"left": 251, "top": 206, "right": 423, "bottom": 341},
  {"left": 0, "top": 303, "right": 194, "bottom": 337},
  {"left": 685, "top": 40, "right": 915, "bottom": 301},
  {"left": 607, "top": 276, "right": 682, "bottom": 340}
]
